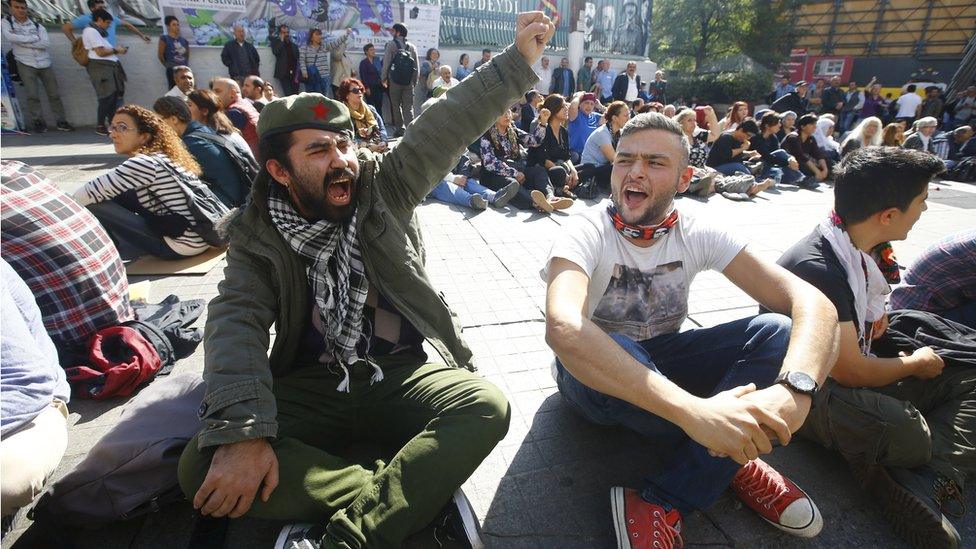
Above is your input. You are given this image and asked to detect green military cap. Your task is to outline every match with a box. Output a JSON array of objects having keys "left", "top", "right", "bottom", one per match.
[{"left": 257, "top": 93, "right": 354, "bottom": 140}]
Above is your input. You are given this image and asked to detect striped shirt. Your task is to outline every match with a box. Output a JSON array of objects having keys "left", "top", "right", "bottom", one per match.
[
  {"left": 73, "top": 153, "right": 209, "bottom": 256},
  {"left": 1, "top": 160, "right": 132, "bottom": 348}
]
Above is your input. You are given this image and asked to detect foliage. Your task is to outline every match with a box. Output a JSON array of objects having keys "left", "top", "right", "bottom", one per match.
[
  {"left": 649, "top": 0, "right": 801, "bottom": 73},
  {"left": 667, "top": 68, "right": 776, "bottom": 104}
]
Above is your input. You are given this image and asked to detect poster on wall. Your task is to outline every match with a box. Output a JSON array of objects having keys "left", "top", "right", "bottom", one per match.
[
  {"left": 156, "top": 0, "right": 437, "bottom": 53},
  {"left": 580, "top": 0, "right": 651, "bottom": 57},
  {"left": 1, "top": 55, "right": 25, "bottom": 132}
]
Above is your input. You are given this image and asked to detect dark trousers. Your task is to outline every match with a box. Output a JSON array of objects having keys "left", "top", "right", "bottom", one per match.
[
  {"left": 96, "top": 91, "right": 122, "bottom": 128},
  {"left": 165, "top": 66, "right": 176, "bottom": 89},
  {"left": 87, "top": 197, "right": 182, "bottom": 261},
  {"left": 481, "top": 165, "right": 551, "bottom": 210},
  {"left": 577, "top": 163, "right": 613, "bottom": 191},
  {"left": 366, "top": 84, "right": 384, "bottom": 116},
  {"left": 278, "top": 78, "right": 300, "bottom": 97}
]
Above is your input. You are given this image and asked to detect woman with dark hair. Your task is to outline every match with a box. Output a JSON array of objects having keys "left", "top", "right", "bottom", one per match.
[
  {"left": 153, "top": 96, "right": 252, "bottom": 207},
  {"left": 528, "top": 94, "right": 579, "bottom": 199},
  {"left": 718, "top": 101, "right": 749, "bottom": 132},
  {"left": 300, "top": 28, "right": 331, "bottom": 95},
  {"left": 749, "top": 111, "right": 803, "bottom": 186},
  {"left": 419, "top": 47, "right": 441, "bottom": 98},
  {"left": 882, "top": 122, "right": 905, "bottom": 146},
  {"left": 157, "top": 15, "right": 189, "bottom": 89},
  {"left": 72, "top": 105, "right": 227, "bottom": 259},
  {"left": 337, "top": 77, "right": 387, "bottom": 153},
  {"left": 455, "top": 53, "right": 471, "bottom": 80},
  {"left": 479, "top": 108, "right": 572, "bottom": 213},
  {"left": 580, "top": 100, "right": 629, "bottom": 190},
  {"left": 186, "top": 88, "right": 251, "bottom": 155}
]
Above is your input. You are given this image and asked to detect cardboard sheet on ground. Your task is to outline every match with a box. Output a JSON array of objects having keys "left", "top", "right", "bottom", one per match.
[{"left": 125, "top": 247, "right": 226, "bottom": 276}]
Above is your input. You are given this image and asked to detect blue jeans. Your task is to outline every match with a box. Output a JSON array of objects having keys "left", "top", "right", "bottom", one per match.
[
  {"left": 712, "top": 162, "right": 751, "bottom": 176},
  {"left": 87, "top": 198, "right": 184, "bottom": 261},
  {"left": 428, "top": 177, "right": 496, "bottom": 208},
  {"left": 555, "top": 314, "right": 791, "bottom": 515}
]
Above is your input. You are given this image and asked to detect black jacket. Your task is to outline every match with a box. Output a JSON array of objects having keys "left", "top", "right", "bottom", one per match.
[
  {"left": 220, "top": 40, "right": 260, "bottom": 79},
  {"left": 268, "top": 25, "right": 300, "bottom": 81},
  {"left": 550, "top": 67, "right": 575, "bottom": 95},
  {"left": 611, "top": 73, "right": 643, "bottom": 102},
  {"left": 770, "top": 91, "right": 807, "bottom": 115}
]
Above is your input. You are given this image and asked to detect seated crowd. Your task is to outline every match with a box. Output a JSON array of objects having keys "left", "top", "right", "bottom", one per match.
[{"left": 1, "top": 11, "right": 974, "bottom": 549}]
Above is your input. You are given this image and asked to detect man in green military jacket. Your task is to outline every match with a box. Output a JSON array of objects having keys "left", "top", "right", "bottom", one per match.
[{"left": 178, "top": 11, "right": 557, "bottom": 549}]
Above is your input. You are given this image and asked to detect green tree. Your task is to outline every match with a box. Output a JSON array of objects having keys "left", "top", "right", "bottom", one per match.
[{"left": 650, "top": 0, "right": 799, "bottom": 73}]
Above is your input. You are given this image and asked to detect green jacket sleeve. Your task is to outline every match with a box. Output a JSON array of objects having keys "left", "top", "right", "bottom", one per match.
[
  {"left": 378, "top": 45, "right": 539, "bottom": 222},
  {"left": 196, "top": 236, "right": 280, "bottom": 449}
]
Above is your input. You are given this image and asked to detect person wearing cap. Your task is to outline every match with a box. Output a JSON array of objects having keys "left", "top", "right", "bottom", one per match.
[
  {"left": 177, "top": 12, "right": 557, "bottom": 549},
  {"left": 902, "top": 116, "right": 939, "bottom": 154},
  {"left": 770, "top": 81, "right": 809, "bottom": 116},
  {"left": 568, "top": 91, "right": 603, "bottom": 159}
]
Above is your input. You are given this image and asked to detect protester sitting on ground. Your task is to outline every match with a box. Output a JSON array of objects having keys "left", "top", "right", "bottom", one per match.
[
  {"left": 428, "top": 158, "right": 520, "bottom": 211},
  {"left": 674, "top": 106, "right": 721, "bottom": 196},
  {"left": 153, "top": 96, "right": 251, "bottom": 208},
  {"left": 187, "top": 88, "right": 252, "bottom": 156},
  {"left": 717, "top": 101, "right": 749, "bottom": 132},
  {"left": 176, "top": 16, "right": 557, "bottom": 547},
  {"left": 528, "top": 94, "right": 581, "bottom": 200},
  {"left": 932, "top": 125, "right": 973, "bottom": 169},
  {"left": 337, "top": 77, "right": 388, "bottom": 153},
  {"left": 580, "top": 100, "right": 630, "bottom": 191},
  {"left": 882, "top": 122, "right": 905, "bottom": 146},
  {"left": 72, "top": 105, "right": 223, "bottom": 260},
  {"left": 839, "top": 116, "right": 882, "bottom": 157},
  {"left": 480, "top": 108, "right": 571, "bottom": 212},
  {"left": 770, "top": 80, "right": 809, "bottom": 115},
  {"left": 263, "top": 81, "right": 277, "bottom": 103},
  {"left": 705, "top": 118, "right": 761, "bottom": 176},
  {"left": 890, "top": 228, "right": 976, "bottom": 329},
  {"left": 776, "top": 147, "right": 972, "bottom": 549},
  {"left": 568, "top": 92, "right": 603, "bottom": 160},
  {"left": 163, "top": 66, "right": 195, "bottom": 101},
  {"left": 210, "top": 77, "right": 259, "bottom": 155},
  {"left": 750, "top": 112, "right": 803, "bottom": 186},
  {"left": 662, "top": 104, "right": 676, "bottom": 117},
  {"left": 241, "top": 75, "right": 269, "bottom": 112},
  {"left": 776, "top": 110, "right": 797, "bottom": 143},
  {"left": 813, "top": 117, "right": 841, "bottom": 163},
  {"left": 0, "top": 259, "right": 71, "bottom": 520},
  {"left": 903, "top": 116, "right": 938, "bottom": 154},
  {"left": 781, "top": 114, "right": 827, "bottom": 185},
  {"left": 1, "top": 160, "right": 132, "bottom": 355},
  {"left": 544, "top": 111, "right": 838, "bottom": 548},
  {"left": 520, "top": 90, "right": 543, "bottom": 133}
]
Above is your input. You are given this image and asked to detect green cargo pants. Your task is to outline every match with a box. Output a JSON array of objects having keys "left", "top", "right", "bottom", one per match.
[
  {"left": 178, "top": 358, "right": 510, "bottom": 548},
  {"left": 799, "top": 366, "right": 976, "bottom": 487}
]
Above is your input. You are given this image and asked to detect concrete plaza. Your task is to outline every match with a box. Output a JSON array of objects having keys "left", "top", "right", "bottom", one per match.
[{"left": 2, "top": 130, "right": 974, "bottom": 548}]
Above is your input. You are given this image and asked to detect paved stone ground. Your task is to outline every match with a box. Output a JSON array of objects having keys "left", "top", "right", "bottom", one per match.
[{"left": 2, "top": 131, "right": 975, "bottom": 548}]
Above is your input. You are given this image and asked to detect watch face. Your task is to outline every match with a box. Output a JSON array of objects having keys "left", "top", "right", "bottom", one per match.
[{"left": 787, "top": 372, "right": 816, "bottom": 392}]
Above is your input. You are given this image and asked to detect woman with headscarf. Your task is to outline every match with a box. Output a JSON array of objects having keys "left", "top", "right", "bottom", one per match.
[
  {"left": 776, "top": 110, "right": 797, "bottom": 143},
  {"left": 72, "top": 105, "right": 227, "bottom": 260},
  {"left": 337, "top": 77, "right": 387, "bottom": 153},
  {"left": 814, "top": 117, "right": 841, "bottom": 162},
  {"left": 840, "top": 116, "right": 883, "bottom": 157}
]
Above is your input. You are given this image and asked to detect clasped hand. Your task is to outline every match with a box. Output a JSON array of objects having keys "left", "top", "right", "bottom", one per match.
[{"left": 679, "top": 383, "right": 809, "bottom": 465}]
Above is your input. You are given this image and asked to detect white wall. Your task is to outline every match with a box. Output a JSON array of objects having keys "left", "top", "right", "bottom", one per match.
[{"left": 26, "top": 30, "right": 657, "bottom": 127}]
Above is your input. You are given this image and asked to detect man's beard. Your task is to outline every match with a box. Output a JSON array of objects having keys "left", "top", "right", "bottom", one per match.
[{"left": 288, "top": 166, "right": 359, "bottom": 223}]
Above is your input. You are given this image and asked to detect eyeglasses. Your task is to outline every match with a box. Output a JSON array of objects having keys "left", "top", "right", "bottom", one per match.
[
  {"left": 107, "top": 123, "right": 135, "bottom": 134},
  {"left": 349, "top": 88, "right": 364, "bottom": 94}
]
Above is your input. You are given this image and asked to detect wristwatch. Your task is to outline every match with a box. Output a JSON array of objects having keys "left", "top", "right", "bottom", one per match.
[{"left": 774, "top": 371, "right": 819, "bottom": 397}]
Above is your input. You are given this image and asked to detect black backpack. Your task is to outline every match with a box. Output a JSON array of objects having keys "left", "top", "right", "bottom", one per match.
[
  {"left": 152, "top": 158, "right": 231, "bottom": 248},
  {"left": 187, "top": 130, "right": 259, "bottom": 204},
  {"left": 389, "top": 40, "right": 415, "bottom": 86}
]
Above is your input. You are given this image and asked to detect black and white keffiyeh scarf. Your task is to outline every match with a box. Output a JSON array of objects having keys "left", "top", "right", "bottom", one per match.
[{"left": 267, "top": 182, "right": 381, "bottom": 392}]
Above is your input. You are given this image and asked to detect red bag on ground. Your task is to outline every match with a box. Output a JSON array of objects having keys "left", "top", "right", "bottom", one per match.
[{"left": 65, "top": 326, "right": 162, "bottom": 399}]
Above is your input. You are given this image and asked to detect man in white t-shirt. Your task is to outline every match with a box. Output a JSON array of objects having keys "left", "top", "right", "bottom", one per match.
[
  {"left": 535, "top": 56, "right": 552, "bottom": 94},
  {"left": 82, "top": 9, "right": 127, "bottom": 135},
  {"left": 895, "top": 84, "right": 923, "bottom": 123},
  {"left": 543, "top": 113, "right": 840, "bottom": 547}
]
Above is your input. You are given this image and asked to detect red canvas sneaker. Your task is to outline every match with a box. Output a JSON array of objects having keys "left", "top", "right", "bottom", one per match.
[
  {"left": 610, "top": 486, "right": 683, "bottom": 549},
  {"left": 730, "top": 458, "right": 823, "bottom": 537}
]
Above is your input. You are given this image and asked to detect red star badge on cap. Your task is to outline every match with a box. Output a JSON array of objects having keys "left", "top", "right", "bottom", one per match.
[{"left": 311, "top": 101, "right": 331, "bottom": 120}]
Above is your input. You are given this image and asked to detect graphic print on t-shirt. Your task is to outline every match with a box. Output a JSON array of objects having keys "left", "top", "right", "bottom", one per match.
[{"left": 591, "top": 260, "right": 688, "bottom": 340}]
